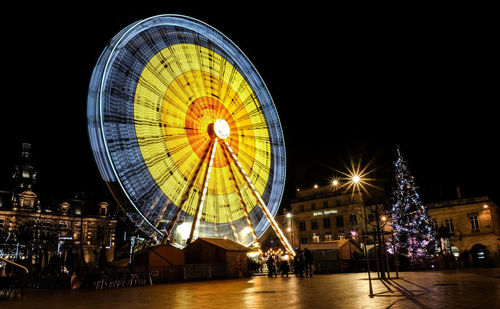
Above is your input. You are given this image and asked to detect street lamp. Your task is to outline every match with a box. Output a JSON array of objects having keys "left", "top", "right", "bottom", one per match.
[
  {"left": 352, "top": 175, "right": 361, "bottom": 184},
  {"left": 346, "top": 170, "right": 374, "bottom": 298},
  {"left": 330, "top": 176, "right": 341, "bottom": 191},
  {"left": 284, "top": 212, "right": 294, "bottom": 249}
]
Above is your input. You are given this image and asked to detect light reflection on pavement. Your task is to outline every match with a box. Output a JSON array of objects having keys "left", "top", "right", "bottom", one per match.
[{"left": 3, "top": 269, "right": 500, "bottom": 309}]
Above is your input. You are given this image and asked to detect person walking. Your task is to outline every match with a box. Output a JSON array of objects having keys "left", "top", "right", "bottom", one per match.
[
  {"left": 294, "top": 249, "right": 304, "bottom": 277},
  {"left": 304, "top": 248, "right": 314, "bottom": 277},
  {"left": 266, "top": 256, "right": 276, "bottom": 278},
  {"left": 280, "top": 258, "right": 289, "bottom": 278}
]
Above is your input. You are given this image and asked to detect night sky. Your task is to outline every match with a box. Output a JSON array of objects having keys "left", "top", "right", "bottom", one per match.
[{"left": 1, "top": 4, "right": 497, "bottom": 208}]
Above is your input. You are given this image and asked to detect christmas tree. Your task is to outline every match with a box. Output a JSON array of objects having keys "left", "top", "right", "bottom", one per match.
[{"left": 388, "top": 147, "right": 435, "bottom": 264}]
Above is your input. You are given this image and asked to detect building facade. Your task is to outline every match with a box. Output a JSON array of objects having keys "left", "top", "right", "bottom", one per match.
[
  {"left": 288, "top": 185, "right": 387, "bottom": 250},
  {"left": 427, "top": 196, "right": 500, "bottom": 261},
  {"left": 0, "top": 143, "right": 117, "bottom": 269},
  {"left": 286, "top": 184, "right": 500, "bottom": 264}
]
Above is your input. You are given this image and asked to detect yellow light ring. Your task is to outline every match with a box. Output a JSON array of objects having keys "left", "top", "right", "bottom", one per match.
[
  {"left": 89, "top": 15, "right": 286, "bottom": 243},
  {"left": 134, "top": 44, "right": 270, "bottom": 223}
]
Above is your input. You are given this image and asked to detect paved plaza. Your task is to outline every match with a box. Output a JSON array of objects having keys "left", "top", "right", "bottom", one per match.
[{"left": 3, "top": 269, "right": 500, "bottom": 308}]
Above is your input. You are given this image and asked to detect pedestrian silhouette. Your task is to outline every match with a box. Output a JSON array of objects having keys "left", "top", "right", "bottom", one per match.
[
  {"left": 304, "top": 248, "right": 314, "bottom": 277},
  {"left": 294, "top": 249, "right": 304, "bottom": 277},
  {"left": 280, "top": 258, "right": 289, "bottom": 277},
  {"left": 266, "top": 256, "right": 277, "bottom": 278}
]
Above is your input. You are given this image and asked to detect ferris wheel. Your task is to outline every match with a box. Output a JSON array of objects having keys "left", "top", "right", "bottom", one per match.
[{"left": 87, "top": 14, "right": 293, "bottom": 255}]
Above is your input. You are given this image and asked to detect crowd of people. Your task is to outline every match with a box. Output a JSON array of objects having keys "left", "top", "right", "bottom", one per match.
[{"left": 265, "top": 248, "right": 314, "bottom": 278}]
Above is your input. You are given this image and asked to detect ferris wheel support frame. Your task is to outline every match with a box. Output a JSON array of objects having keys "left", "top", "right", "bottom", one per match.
[
  {"left": 165, "top": 128, "right": 293, "bottom": 255},
  {"left": 163, "top": 140, "right": 214, "bottom": 243},
  {"left": 187, "top": 138, "right": 218, "bottom": 244},
  {"left": 221, "top": 141, "right": 264, "bottom": 257},
  {"left": 221, "top": 140, "right": 295, "bottom": 256}
]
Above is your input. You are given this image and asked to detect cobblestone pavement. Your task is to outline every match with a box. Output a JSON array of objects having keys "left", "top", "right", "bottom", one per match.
[{"left": 3, "top": 268, "right": 500, "bottom": 308}]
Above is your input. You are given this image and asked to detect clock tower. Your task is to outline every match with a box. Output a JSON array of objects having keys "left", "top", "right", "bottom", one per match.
[{"left": 11, "top": 143, "right": 40, "bottom": 211}]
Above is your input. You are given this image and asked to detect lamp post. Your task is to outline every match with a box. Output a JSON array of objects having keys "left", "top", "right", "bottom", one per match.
[
  {"left": 286, "top": 212, "right": 294, "bottom": 249},
  {"left": 380, "top": 215, "right": 391, "bottom": 279},
  {"left": 350, "top": 174, "right": 374, "bottom": 298},
  {"left": 374, "top": 207, "right": 386, "bottom": 279}
]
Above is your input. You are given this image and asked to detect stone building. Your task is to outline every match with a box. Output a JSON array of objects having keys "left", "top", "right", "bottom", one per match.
[
  {"left": 0, "top": 143, "right": 117, "bottom": 269},
  {"left": 427, "top": 196, "right": 500, "bottom": 261},
  {"left": 288, "top": 185, "right": 387, "bottom": 249},
  {"left": 285, "top": 183, "right": 500, "bottom": 266}
]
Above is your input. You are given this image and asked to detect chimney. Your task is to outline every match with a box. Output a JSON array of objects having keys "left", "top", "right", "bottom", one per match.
[{"left": 456, "top": 185, "right": 462, "bottom": 199}]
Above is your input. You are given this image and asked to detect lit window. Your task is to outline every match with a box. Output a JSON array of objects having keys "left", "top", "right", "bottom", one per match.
[
  {"left": 325, "top": 232, "right": 332, "bottom": 241},
  {"left": 470, "top": 215, "right": 480, "bottom": 233},
  {"left": 451, "top": 246, "right": 460, "bottom": 258},
  {"left": 312, "top": 233, "right": 320, "bottom": 243}
]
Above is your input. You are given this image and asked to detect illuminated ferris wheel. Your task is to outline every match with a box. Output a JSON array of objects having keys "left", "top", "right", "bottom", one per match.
[{"left": 87, "top": 14, "right": 293, "bottom": 255}]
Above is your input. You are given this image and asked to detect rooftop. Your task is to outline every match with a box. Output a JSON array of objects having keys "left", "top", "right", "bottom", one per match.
[
  {"left": 426, "top": 196, "right": 496, "bottom": 209},
  {"left": 196, "top": 237, "right": 253, "bottom": 251}
]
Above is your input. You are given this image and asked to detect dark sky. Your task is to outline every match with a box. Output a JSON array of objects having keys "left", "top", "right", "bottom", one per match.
[{"left": 1, "top": 4, "right": 497, "bottom": 207}]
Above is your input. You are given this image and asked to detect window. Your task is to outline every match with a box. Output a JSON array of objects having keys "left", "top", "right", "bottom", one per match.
[
  {"left": 312, "top": 233, "right": 320, "bottom": 243},
  {"left": 301, "top": 236, "right": 308, "bottom": 244},
  {"left": 445, "top": 218, "right": 454, "bottom": 233},
  {"left": 323, "top": 201, "right": 328, "bottom": 209},
  {"left": 323, "top": 217, "right": 331, "bottom": 228},
  {"left": 349, "top": 214, "right": 357, "bottom": 225},
  {"left": 336, "top": 215, "right": 344, "bottom": 227},
  {"left": 299, "top": 221, "right": 306, "bottom": 231},
  {"left": 325, "top": 232, "right": 332, "bottom": 241},
  {"left": 311, "top": 203, "right": 316, "bottom": 210},
  {"left": 451, "top": 246, "right": 460, "bottom": 258},
  {"left": 300, "top": 205, "right": 304, "bottom": 212},
  {"left": 431, "top": 219, "right": 438, "bottom": 231},
  {"left": 470, "top": 215, "right": 480, "bottom": 233},
  {"left": 336, "top": 199, "right": 341, "bottom": 206},
  {"left": 311, "top": 219, "right": 319, "bottom": 230}
]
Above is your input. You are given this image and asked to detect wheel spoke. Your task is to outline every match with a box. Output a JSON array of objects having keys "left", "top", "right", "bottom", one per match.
[
  {"left": 222, "top": 140, "right": 295, "bottom": 256},
  {"left": 162, "top": 140, "right": 214, "bottom": 242},
  {"left": 220, "top": 141, "right": 263, "bottom": 256},
  {"left": 187, "top": 138, "right": 218, "bottom": 244}
]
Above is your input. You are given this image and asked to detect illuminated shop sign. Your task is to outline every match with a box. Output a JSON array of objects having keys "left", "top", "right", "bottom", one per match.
[{"left": 313, "top": 209, "right": 338, "bottom": 216}]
